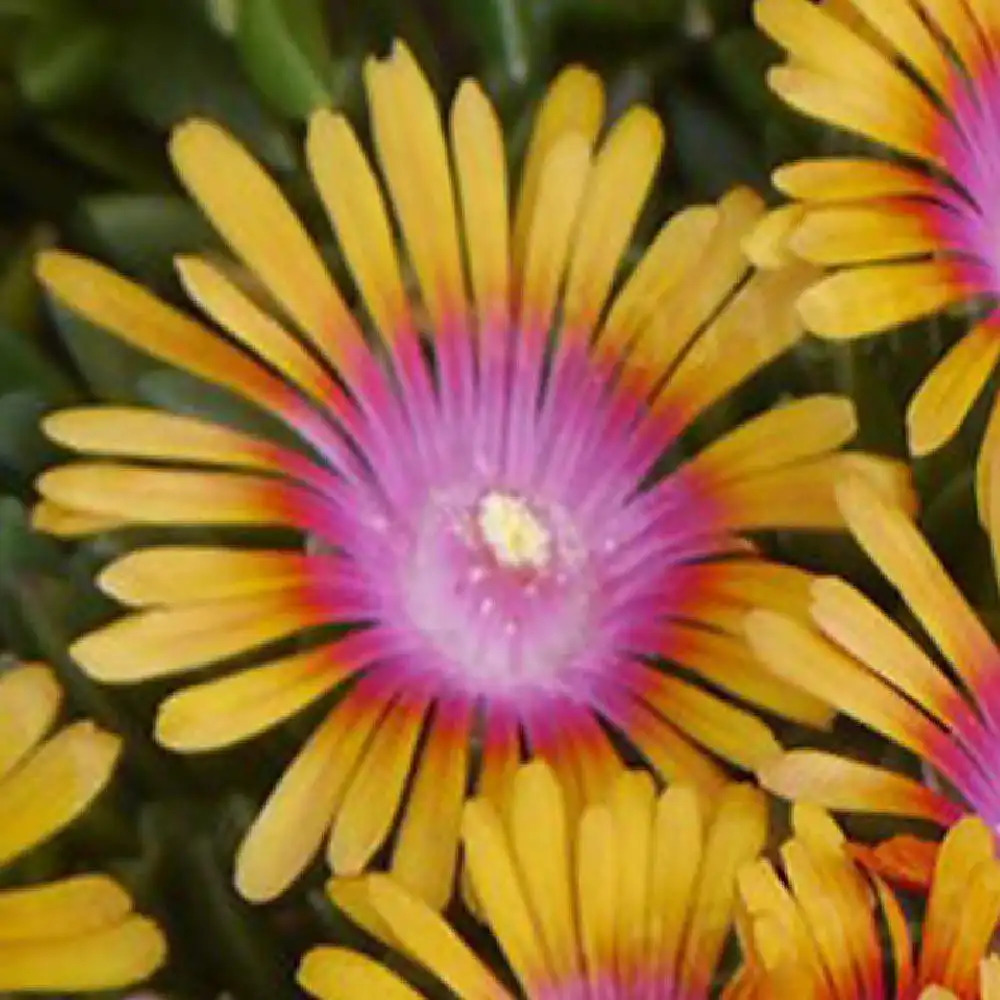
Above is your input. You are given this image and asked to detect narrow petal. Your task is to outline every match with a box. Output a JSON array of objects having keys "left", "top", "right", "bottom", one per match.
[
  {"left": 235, "top": 684, "right": 391, "bottom": 902},
  {"left": 0, "top": 663, "right": 60, "bottom": 781},
  {"left": 390, "top": 700, "right": 472, "bottom": 909},
  {"left": 0, "top": 916, "right": 165, "bottom": 993},
  {"left": 562, "top": 104, "right": 665, "bottom": 336},
  {"left": 31, "top": 500, "right": 127, "bottom": 537},
  {"left": 298, "top": 948, "right": 425, "bottom": 1000},
  {"left": 0, "top": 875, "right": 130, "bottom": 942},
  {"left": 450, "top": 79, "right": 510, "bottom": 329},
  {"left": 72, "top": 593, "right": 323, "bottom": 683},
  {"left": 169, "top": 119, "right": 367, "bottom": 373},
  {"left": 366, "top": 876, "right": 510, "bottom": 999},
  {"left": 306, "top": 110, "right": 411, "bottom": 345},
  {"left": 0, "top": 722, "right": 120, "bottom": 867},
  {"left": 906, "top": 322, "right": 1000, "bottom": 455},
  {"left": 43, "top": 407, "right": 284, "bottom": 472},
  {"left": 837, "top": 475, "right": 1000, "bottom": 708},
  {"left": 758, "top": 750, "right": 963, "bottom": 825},
  {"left": 35, "top": 251, "right": 306, "bottom": 424},
  {"left": 512, "top": 65, "right": 604, "bottom": 275},
  {"left": 798, "top": 261, "right": 971, "bottom": 339},
  {"left": 742, "top": 204, "right": 806, "bottom": 269},
  {"left": 155, "top": 644, "right": 361, "bottom": 750},
  {"left": 328, "top": 692, "right": 430, "bottom": 875},
  {"left": 364, "top": 42, "right": 465, "bottom": 328},
  {"left": 578, "top": 803, "right": 617, "bottom": 988},
  {"left": 789, "top": 202, "right": 940, "bottom": 264},
  {"left": 774, "top": 157, "right": 939, "bottom": 201}
]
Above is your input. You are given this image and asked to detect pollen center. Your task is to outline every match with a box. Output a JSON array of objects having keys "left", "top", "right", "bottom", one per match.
[{"left": 477, "top": 491, "right": 552, "bottom": 570}]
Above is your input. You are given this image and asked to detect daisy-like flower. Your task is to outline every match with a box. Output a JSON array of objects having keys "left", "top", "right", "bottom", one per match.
[
  {"left": 0, "top": 662, "right": 166, "bottom": 992},
  {"left": 730, "top": 804, "right": 1000, "bottom": 1000},
  {"left": 755, "top": 0, "right": 1000, "bottom": 458},
  {"left": 34, "top": 42, "right": 907, "bottom": 905},
  {"left": 298, "top": 760, "right": 767, "bottom": 1000},
  {"left": 746, "top": 458, "right": 1000, "bottom": 889}
]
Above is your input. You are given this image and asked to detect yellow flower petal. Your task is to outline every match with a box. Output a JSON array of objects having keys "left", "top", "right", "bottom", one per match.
[
  {"left": 298, "top": 947, "right": 425, "bottom": 1000},
  {"left": 0, "top": 722, "right": 120, "bottom": 867},
  {"left": 0, "top": 875, "right": 130, "bottom": 943},
  {"left": 0, "top": 663, "right": 60, "bottom": 782}
]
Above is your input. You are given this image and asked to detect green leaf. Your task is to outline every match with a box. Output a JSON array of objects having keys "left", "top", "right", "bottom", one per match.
[
  {"left": 236, "top": 0, "right": 336, "bottom": 119},
  {"left": 16, "top": 12, "right": 115, "bottom": 108},
  {"left": 0, "top": 319, "right": 77, "bottom": 399},
  {"left": 116, "top": 9, "right": 297, "bottom": 171},
  {"left": 72, "top": 193, "right": 218, "bottom": 288},
  {"left": 0, "top": 390, "right": 63, "bottom": 487}
]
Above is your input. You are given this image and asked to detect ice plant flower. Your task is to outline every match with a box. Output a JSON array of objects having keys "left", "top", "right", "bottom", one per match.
[
  {"left": 0, "top": 662, "right": 166, "bottom": 992},
  {"left": 755, "top": 0, "right": 1000, "bottom": 459},
  {"left": 34, "top": 43, "right": 909, "bottom": 905},
  {"left": 729, "top": 804, "right": 1000, "bottom": 1000},
  {"left": 298, "top": 760, "right": 767, "bottom": 1000},
  {"left": 746, "top": 462, "right": 1000, "bottom": 889}
]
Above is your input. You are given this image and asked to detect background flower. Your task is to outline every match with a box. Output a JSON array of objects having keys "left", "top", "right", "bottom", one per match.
[
  {"left": 299, "top": 760, "right": 767, "bottom": 1000},
  {"left": 756, "top": 0, "right": 1000, "bottom": 460},
  {"left": 0, "top": 661, "right": 165, "bottom": 993},
  {"left": 730, "top": 805, "right": 1000, "bottom": 1000},
  {"left": 747, "top": 463, "right": 1000, "bottom": 889}
]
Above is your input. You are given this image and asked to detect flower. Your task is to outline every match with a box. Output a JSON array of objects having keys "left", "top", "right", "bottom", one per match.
[
  {"left": 34, "top": 42, "right": 908, "bottom": 904},
  {"left": 746, "top": 463, "right": 1000, "bottom": 889},
  {"left": 299, "top": 760, "right": 767, "bottom": 1000},
  {"left": 730, "top": 804, "right": 1000, "bottom": 1000},
  {"left": 755, "top": 0, "right": 1000, "bottom": 457},
  {"left": 0, "top": 662, "right": 166, "bottom": 992}
]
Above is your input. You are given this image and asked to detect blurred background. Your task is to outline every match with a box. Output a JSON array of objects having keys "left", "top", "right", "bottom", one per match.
[{"left": 0, "top": 1, "right": 989, "bottom": 997}]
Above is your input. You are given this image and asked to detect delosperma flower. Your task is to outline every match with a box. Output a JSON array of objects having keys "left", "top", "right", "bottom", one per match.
[
  {"left": 34, "top": 42, "right": 909, "bottom": 904},
  {"left": 756, "top": 0, "right": 1000, "bottom": 460},
  {"left": 0, "top": 663, "right": 165, "bottom": 992},
  {"left": 747, "top": 457, "right": 1000, "bottom": 889},
  {"left": 730, "top": 804, "right": 1000, "bottom": 1000},
  {"left": 299, "top": 760, "right": 767, "bottom": 1000}
]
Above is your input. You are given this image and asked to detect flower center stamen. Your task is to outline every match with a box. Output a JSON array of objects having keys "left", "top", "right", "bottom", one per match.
[{"left": 477, "top": 491, "right": 551, "bottom": 570}]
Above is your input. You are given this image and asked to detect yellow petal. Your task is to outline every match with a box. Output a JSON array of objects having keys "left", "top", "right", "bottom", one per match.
[
  {"left": 298, "top": 947, "right": 425, "bottom": 1000},
  {"left": 694, "top": 395, "right": 857, "bottom": 483},
  {"left": 366, "top": 876, "right": 508, "bottom": 1000},
  {"left": 562, "top": 104, "right": 665, "bottom": 336},
  {"left": 513, "top": 65, "right": 604, "bottom": 277},
  {"left": 306, "top": 110, "right": 410, "bottom": 345},
  {"left": 155, "top": 645, "right": 354, "bottom": 751},
  {"left": 235, "top": 689, "right": 388, "bottom": 902},
  {"left": 0, "top": 915, "right": 165, "bottom": 993},
  {"left": 450, "top": 79, "right": 510, "bottom": 331},
  {"left": 906, "top": 323, "right": 1000, "bottom": 455},
  {"left": 508, "top": 760, "right": 579, "bottom": 983},
  {"left": 0, "top": 875, "right": 130, "bottom": 942},
  {"left": 799, "top": 262, "right": 969, "bottom": 338},
  {"left": 758, "top": 750, "right": 959, "bottom": 824},
  {"left": 789, "top": 202, "right": 939, "bottom": 265},
  {"left": 774, "top": 157, "right": 937, "bottom": 201},
  {"left": 99, "top": 546, "right": 312, "bottom": 606},
  {"left": 72, "top": 594, "right": 315, "bottom": 683},
  {"left": 390, "top": 703, "right": 471, "bottom": 909},
  {"left": 837, "top": 474, "right": 1000, "bottom": 702},
  {"left": 364, "top": 43, "right": 465, "bottom": 329},
  {"left": 0, "top": 663, "right": 60, "bottom": 781},
  {"left": 0, "top": 722, "right": 120, "bottom": 867},
  {"left": 31, "top": 500, "right": 128, "bottom": 538},
  {"left": 42, "top": 406, "right": 282, "bottom": 472},
  {"left": 679, "top": 784, "right": 768, "bottom": 996},
  {"left": 38, "top": 464, "right": 289, "bottom": 528},
  {"left": 170, "top": 120, "right": 364, "bottom": 371},
  {"left": 516, "top": 133, "right": 591, "bottom": 333},
  {"left": 462, "top": 796, "right": 548, "bottom": 988},
  {"left": 176, "top": 254, "right": 349, "bottom": 408},
  {"left": 328, "top": 695, "right": 429, "bottom": 874},
  {"left": 742, "top": 204, "right": 806, "bottom": 269},
  {"left": 35, "top": 251, "right": 295, "bottom": 420}
]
